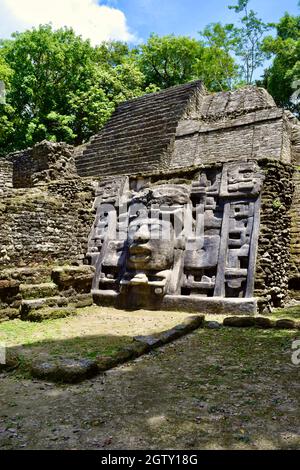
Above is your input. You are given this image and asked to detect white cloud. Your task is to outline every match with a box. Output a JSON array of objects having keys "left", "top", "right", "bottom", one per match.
[{"left": 0, "top": 0, "right": 136, "bottom": 44}]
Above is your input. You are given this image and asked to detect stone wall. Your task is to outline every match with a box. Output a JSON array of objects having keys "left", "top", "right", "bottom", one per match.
[
  {"left": 5, "top": 148, "right": 32, "bottom": 188},
  {"left": 254, "top": 160, "right": 295, "bottom": 311},
  {"left": 172, "top": 107, "right": 288, "bottom": 169},
  {"left": 289, "top": 167, "right": 300, "bottom": 299},
  {"left": 0, "top": 159, "right": 13, "bottom": 193},
  {"left": 0, "top": 143, "right": 96, "bottom": 269},
  {"left": 6, "top": 140, "right": 77, "bottom": 188},
  {"left": 0, "top": 182, "right": 95, "bottom": 267}
]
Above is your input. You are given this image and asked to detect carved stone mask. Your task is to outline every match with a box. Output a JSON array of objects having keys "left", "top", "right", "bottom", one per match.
[{"left": 127, "top": 217, "right": 174, "bottom": 271}]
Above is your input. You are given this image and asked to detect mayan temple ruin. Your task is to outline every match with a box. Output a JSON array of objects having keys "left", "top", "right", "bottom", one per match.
[{"left": 0, "top": 81, "right": 299, "bottom": 320}]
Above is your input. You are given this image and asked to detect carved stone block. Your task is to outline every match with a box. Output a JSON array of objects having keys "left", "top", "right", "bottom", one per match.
[{"left": 88, "top": 164, "right": 264, "bottom": 308}]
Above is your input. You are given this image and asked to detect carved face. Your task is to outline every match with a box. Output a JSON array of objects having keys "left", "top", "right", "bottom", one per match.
[{"left": 127, "top": 217, "right": 174, "bottom": 271}]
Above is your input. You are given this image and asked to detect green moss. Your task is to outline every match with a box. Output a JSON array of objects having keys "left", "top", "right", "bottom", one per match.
[
  {"left": 19, "top": 282, "right": 58, "bottom": 299},
  {"left": 5, "top": 193, "right": 64, "bottom": 208},
  {"left": 26, "top": 307, "right": 77, "bottom": 322},
  {"left": 272, "top": 198, "right": 283, "bottom": 209}
]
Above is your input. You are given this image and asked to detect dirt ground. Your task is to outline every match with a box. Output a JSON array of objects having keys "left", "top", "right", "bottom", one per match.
[{"left": 0, "top": 325, "right": 299, "bottom": 450}]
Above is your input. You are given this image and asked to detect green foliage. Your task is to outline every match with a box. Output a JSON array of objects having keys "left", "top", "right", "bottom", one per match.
[
  {"left": 138, "top": 33, "right": 239, "bottom": 91},
  {"left": 199, "top": 23, "right": 240, "bottom": 90},
  {"left": 0, "top": 55, "right": 12, "bottom": 84},
  {"left": 262, "top": 13, "right": 300, "bottom": 113},
  {"left": 0, "top": 25, "right": 146, "bottom": 155},
  {"left": 227, "top": 0, "right": 271, "bottom": 84},
  {"left": 198, "top": 0, "right": 271, "bottom": 87},
  {"left": 0, "top": 0, "right": 298, "bottom": 157},
  {"left": 138, "top": 34, "right": 202, "bottom": 89}
]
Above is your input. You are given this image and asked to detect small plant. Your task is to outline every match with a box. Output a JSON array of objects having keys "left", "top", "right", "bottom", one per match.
[{"left": 272, "top": 198, "right": 282, "bottom": 209}]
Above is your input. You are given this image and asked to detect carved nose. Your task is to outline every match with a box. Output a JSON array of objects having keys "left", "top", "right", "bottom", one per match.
[{"left": 134, "top": 224, "right": 150, "bottom": 243}]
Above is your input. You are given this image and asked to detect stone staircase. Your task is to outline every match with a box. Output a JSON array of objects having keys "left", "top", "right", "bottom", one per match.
[
  {"left": 0, "top": 265, "right": 95, "bottom": 322},
  {"left": 75, "top": 81, "right": 204, "bottom": 178}
]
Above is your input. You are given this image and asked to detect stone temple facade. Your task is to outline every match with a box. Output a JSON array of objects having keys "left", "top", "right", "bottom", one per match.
[{"left": 0, "top": 81, "right": 299, "bottom": 319}]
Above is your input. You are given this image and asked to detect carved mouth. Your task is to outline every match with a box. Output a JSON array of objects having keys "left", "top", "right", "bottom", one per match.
[{"left": 129, "top": 244, "right": 151, "bottom": 263}]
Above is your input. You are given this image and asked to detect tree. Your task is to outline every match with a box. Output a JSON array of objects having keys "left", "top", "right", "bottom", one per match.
[
  {"left": 0, "top": 56, "right": 15, "bottom": 155},
  {"left": 198, "top": 23, "right": 240, "bottom": 90},
  {"left": 138, "top": 34, "right": 202, "bottom": 89},
  {"left": 262, "top": 13, "right": 300, "bottom": 113},
  {"left": 0, "top": 25, "right": 146, "bottom": 155},
  {"left": 138, "top": 33, "right": 238, "bottom": 91},
  {"left": 227, "top": 0, "right": 271, "bottom": 84}
]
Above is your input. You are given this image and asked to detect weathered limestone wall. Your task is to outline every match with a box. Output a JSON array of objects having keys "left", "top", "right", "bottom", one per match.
[
  {"left": 6, "top": 140, "right": 77, "bottom": 188},
  {"left": 286, "top": 112, "right": 300, "bottom": 299},
  {"left": 1, "top": 141, "right": 95, "bottom": 268},
  {"left": 5, "top": 148, "right": 32, "bottom": 188},
  {"left": 0, "top": 181, "right": 95, "bottom": 267},
  {"left": 0, "top": 159, "right": 13, "bottom": 193},
  {"left": 289, "top": 167, "right": 300, "bottom": 299},
  {"left": 254, "top": 160, "right": 295, "bottom": 310},
  {"left": 172, "top": 92, "right": 288, "bottom": 169}
]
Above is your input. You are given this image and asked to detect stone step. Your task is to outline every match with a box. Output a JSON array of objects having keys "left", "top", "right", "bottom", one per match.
[
  {"left": 78, "top": 162, "right": 159, "bottom": 178},
  {"left": 83, "top": 135, "right": 170, "bottom": 154},
  {"left": 82, "top": 129, "right": 172, "bottom": 153},
  {"left": 96, "top": 101, "right": 186, "bottom": 126},
  {"left": 51, "top": 265, "right": 95, "bottom": 291},
  {"left": 19, "top": 282, "right": 58, "bottom": 300},
  {"left": 77, "top": 156, "right": 165, "bottom": 176},
  {"left": 20, "top": 296, "right": 68, "bottom": 318},
  {"left": 80, "top": 121, "right": 176, "bottom": 152},
  {"left": 80, "top": 158, "right": 154, "bottom": 176},
  {"left": 90, "top": 104, "right": 183, "bottom": 133},
  {"left": 77, "top": 158, "right": 161, "bottom": 177},
  {"left": 78, "top": 162, "right": 155, "bottom": 178},
  {"left": 90, "top": 123, "right": 173, "bottom": 144},
  {"left": 24, "top": 306, "right": 78, "bottom": 322},
  {"left": 77, "top": 147, "right": 167, "bottom": 170}
]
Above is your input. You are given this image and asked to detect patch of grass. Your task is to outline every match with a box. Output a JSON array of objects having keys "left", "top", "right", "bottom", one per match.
[
  {"left": 270, "top": 305, "right": 300, "bottom": 319},
  {"left": 0, "top": 306, "right": 191, "bottom": 370}
]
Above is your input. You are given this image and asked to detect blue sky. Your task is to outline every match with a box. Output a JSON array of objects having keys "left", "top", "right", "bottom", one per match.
[
  {"left": 103, "top": 0, "right": 300, "bottom": 41},
  {"left": 0, "top": 1, "right": 299, "bottom": 50}
]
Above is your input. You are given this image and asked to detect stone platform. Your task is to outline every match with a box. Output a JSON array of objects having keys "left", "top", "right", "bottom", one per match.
[{"left": 92, "top": 290, "right": 257, "bottom": 315}]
